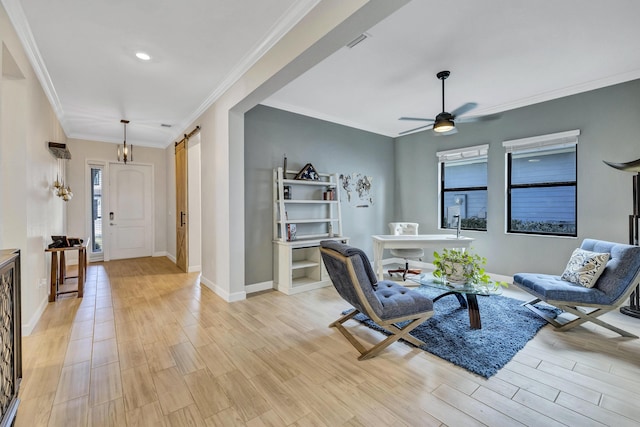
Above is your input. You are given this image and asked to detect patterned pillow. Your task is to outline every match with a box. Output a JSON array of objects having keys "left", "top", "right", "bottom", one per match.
[{"left": 561, "top": 248, "right": 610, "bottom": 288}]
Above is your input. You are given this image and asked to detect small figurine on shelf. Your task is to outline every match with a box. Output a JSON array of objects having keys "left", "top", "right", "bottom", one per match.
[
  {"left": 328, "top": 223, "right": 334, "bottom": 237},
  {"left": 287, "top": 224, "right": 297, "bottom": 241}
]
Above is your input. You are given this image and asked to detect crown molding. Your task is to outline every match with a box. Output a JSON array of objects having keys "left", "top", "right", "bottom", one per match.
[
  {"left": 261, "top": 99, "right": 394, "bottom": 137},
  {"left": 179, "top": 0, "right": 321, "bottom": 136},
  {"left": 475, "top": 68, "right": 640, "bottom": 117},
  {"left": 1, "top": 0, "right": 68, "bottom": 130}
]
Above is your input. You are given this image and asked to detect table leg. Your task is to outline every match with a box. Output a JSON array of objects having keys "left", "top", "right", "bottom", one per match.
[
  {"left": 59, "top": 251, "right": 66, "bottom": 284},
  {"left": 49, "top": 252, "right": 58, "bottom": 302},
  {"left": 432, "top": 291, "right": 468, "bottom": 309},
  {"left": 373, "top": 241, "right": 384, "bottom": 280},
  {"left": 466, "top": 293, "right": 481, "bottom": 329},
  {"left": 78, "top": 248, "right": 85, "bottom": 298}
]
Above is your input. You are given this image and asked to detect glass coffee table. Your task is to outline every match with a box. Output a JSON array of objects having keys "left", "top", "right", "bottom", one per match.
[{"left": 408, "top": 273, "right": 503, "bottom": 329}]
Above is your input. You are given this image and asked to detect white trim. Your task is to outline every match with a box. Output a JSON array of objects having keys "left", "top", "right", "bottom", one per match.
[
  {"left": 503, "top": 129, "right": 580, "bottom": 153},
  {"left": 22, "top": 295, "right": 48, "bottom": 336},
  {"left": 246, "top": 280, "right": 274, "bottom": 294},
  {"left": 200, "top": 275, "right": 246, "bottom": 302},
  {"left": 187, "top": 265, "right": 201, "bottom": 273},
  {"left": 153, "top": 251, "right": 167, "bottom": 257},
  {"left": 1, "top": 0, "right": 320, "bottom": 148},
  {"left": 166, "top": 0, "right": 321, "bottom": 147},
  {"left": 1, "top": 0, "right": 67, "bottom": 129},
  {"left": 436, "top": 144, "right": 489, "bottom": 162},
  {"left": 166, "top": 253, "right": 177, "bottom": 263}
]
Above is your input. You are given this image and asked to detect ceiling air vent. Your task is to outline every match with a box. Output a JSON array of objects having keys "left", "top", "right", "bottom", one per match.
[{"left": 346, "top": 32, "right": 371, "bottom": 49}]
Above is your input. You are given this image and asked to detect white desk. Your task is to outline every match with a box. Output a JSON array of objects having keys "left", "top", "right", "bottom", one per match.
[{"left": 372, "top": 234, "right": 474, "bottom": 280}]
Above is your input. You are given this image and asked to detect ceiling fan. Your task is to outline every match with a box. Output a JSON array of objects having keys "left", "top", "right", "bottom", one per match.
[{"left": 399, "top": 70, "right": 500, "bottom": 136}]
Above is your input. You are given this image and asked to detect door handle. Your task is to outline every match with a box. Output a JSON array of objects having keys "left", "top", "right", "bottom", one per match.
[
  {"left": 180, "top": 212, "right": 186, "bottom": 227},
  {"left": 110, "top": 223, "right": 116, "bottom": 226}
]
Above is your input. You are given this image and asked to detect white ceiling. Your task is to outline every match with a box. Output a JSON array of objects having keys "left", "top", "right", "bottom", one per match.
[
  {"left": 264, "top": 0, "right": 640, "bottom": 137},
  {"left": 3, "top": 0, "right": 319, "bottom": 147},
  {"left": 5, "top": 0, "right": 640, "bottom": 147}
]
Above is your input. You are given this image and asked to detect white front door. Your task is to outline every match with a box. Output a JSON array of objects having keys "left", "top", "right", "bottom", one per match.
[{"left": 108, "top": 163, "right": 153, "bottom": 260}]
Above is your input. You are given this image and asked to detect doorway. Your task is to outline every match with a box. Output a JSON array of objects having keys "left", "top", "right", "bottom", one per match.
[
  {"left": 174, "top": 132, "right": 202, "bottom": 272},
  {"left": 175, "top": 140, "right": 188, "bottom": 271},
  {"left": 108, "top": 163, "right": 153, "bottom": 260}
]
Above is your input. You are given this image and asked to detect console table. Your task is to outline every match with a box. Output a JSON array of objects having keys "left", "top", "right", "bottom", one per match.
[
  {"left": 46, "top": 238, "right": 89, "bottom": 301},
  {"left": 372, "top": 234, "right": 474, "bottom": 280}
]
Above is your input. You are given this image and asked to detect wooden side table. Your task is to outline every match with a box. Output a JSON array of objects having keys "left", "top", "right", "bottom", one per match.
[{"left": 46, "top": 238, "right": 90, "bottom": 302}]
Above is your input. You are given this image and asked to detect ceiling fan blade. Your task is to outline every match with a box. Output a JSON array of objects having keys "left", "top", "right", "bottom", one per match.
[
  {"left": 450, "top": 102, "right": 478, "bottom": 118},
  {"left": 456, "top": 112, "right": 502, "bottom": 123},
  {"left": 399, "top": 124, "right": 434, "bottom": 135},
  {"left": 399, "top": 116, "right": 434, "bottom": 123}
]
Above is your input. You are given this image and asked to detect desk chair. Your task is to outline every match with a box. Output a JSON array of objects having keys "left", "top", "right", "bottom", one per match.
[{"left": 387, "top": 222, "right": 424, "bottom": 280}]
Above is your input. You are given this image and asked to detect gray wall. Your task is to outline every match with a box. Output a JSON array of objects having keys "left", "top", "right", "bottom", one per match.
[
  {"left": 396, "top": 79, "right": 640, "bottom": 276},
  {"left": 244, "top": 105, "right": 395, "bottom": 285}
]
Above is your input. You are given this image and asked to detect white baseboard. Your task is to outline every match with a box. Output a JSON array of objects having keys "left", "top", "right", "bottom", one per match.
[
  {"left": 245, "top": 280, "right": 274, "bottom": 294},
  {"left": 187, "top": 265, "right": 201, "bottom": 273},
  {"left": 200, "top": 275, "right": 246, "bottom": 302},
  {"left": 166, "top": 253, "right": 176, "bottom": 263},
  {"left": 22, "top": 295, "right": 48, "bottom": 336},
  {"left": 153, "top": 251, "right": 168, "bottom": 258}
]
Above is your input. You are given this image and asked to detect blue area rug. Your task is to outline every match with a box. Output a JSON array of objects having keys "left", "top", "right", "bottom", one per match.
[{"left": 348, "top": 287, "right": 560, "bottom": 378}]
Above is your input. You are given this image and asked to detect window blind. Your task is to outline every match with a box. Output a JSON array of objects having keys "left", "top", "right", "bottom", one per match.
[
  {"left": 503, "top": 129, "right": 580, "bottom": 154},
  {"left": 436, "top": 144, "right": 489, "bottom": 163}
]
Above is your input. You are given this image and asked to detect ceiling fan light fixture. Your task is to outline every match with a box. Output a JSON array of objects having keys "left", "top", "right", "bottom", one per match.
[{"left": 433, "top": 118, "right": 455, "bottom": 133}]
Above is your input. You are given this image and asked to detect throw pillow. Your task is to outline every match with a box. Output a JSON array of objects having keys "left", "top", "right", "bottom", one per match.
[{"left": 561, "top": 248, "right": 610, "bottom": 288}]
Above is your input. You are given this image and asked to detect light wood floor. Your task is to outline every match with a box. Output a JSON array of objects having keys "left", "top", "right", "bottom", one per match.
[{"left": 16, "top": 257, "right": 640, "bottom": 427}]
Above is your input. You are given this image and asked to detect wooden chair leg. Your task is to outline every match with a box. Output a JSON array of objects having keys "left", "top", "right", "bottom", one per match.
[
  {"left": 523, "top": 298, "right": 638, "bottom": 338},
  {"left": 358, "top": 315, "right": 429, "bottom": 360},
  {"left": 329, "top": 309, "right": 430, "bottom": 361},
  {"left": 559, "top": 305, "right": 638, "bottom": 338}
]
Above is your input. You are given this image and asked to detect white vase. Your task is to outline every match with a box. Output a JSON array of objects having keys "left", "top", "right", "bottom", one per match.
[{"left": 445, "top": 262, "right": 467, "bottom": 284}]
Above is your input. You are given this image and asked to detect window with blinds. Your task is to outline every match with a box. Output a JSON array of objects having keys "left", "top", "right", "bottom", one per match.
[
  {"left": 503, "top": 130, "right": 579, "bottom": 236},
  {"left": 437, "top": 144, "right": 489, "bottom": 231}
]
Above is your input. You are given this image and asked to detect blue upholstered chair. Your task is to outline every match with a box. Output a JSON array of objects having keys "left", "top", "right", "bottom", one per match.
[
  {"left": 320, "top": 240, "right": 434, "bottom": 360},
  {"left": 514, "top": 239, "right": 640, "bottom": 338}
]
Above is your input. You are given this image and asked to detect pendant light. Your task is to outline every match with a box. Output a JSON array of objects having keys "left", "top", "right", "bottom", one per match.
[{"left": 117, "top": 119, "right": 133, "bottom": 164}]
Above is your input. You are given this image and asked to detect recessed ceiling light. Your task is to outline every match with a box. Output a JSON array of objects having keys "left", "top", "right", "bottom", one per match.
[{"left": 135, "top": 52, "right": 151, "bottom": 61}]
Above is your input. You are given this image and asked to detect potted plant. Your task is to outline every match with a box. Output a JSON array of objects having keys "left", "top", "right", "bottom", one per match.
[{"left": 432, "top": 248, "right": 508, "bottom": 289}]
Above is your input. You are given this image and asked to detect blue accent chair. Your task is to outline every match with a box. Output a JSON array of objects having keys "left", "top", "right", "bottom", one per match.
[
  {"left": 320, "top": 240, "right": 434, "bottom": 360},
  {"left": 514, "top": 239, "right": 640, "bottom": 338}
]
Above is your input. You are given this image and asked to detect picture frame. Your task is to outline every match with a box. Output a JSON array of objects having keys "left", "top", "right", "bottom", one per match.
[{"left": 294, "top": 163, "right": 319, "bottom": 181}]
